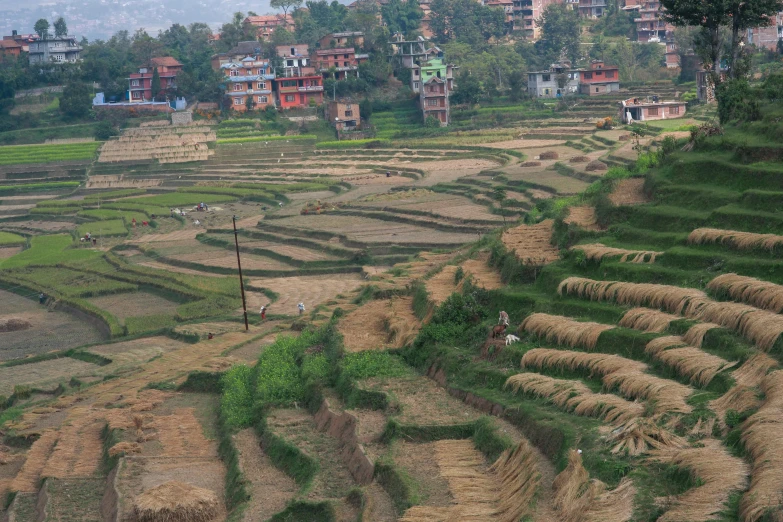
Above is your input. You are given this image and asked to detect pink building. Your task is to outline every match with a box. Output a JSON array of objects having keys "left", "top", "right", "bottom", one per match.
[{"left": 128, "top": 57, "right": 183, "bottom": 102}]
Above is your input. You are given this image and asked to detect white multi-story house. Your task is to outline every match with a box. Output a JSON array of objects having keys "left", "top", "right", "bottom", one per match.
[{"left": 28, "top": 36, "right": 82, "bottom": 64}]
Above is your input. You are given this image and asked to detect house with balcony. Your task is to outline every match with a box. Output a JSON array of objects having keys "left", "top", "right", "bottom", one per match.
[
  {"left": 275, "top": 70, "right": 324, "bottom": 109},
  {"left": 486, "top": 0, "right": 515, "bottom": 28},
  {"left": 319, "top": 32, "right": 365, "bottom": 50},
  {"left": 28, "top": 36, "right": 82, "bottom": 64},
  {"left": 277, "top": 44, "right": 311, "bottom": 71},
  {"left": 212, "top": 41, "right": 263, "bottom": 69},
  {"left": 313, "top": 48, "right": 368, "bottom": 79},
  {"left": 128, "top": 56, "right": 183, "bottom": 103},
  {"left": 620, "top": 96, "right": 686, "bottom": 123},
  {"left": 327, "top": 100, "right": 360, "bottom": 130},
  {"left": 528, "top": 61, "right": 580, "bottom": 98},
  {"left": 579, "top": 0, "right": 606, "bottom": 18},
  {"left": 244, "top": 14, "right": 295, "bottom": 41},
  {"left": 420, "top": 77, "right": 451, "bottom": 126},
  {"left": 219, "top": 55, "right": 275, "bottom": 111},
  {"left": 512, "top": 0, "right": 561, "bottom": 39},
  {"left": 633, "top": 0, "right": 672, "bottom": 43},
  {"left": 410, "top": 57, "right": 455, "bottom": 94},
  {"left": 578, "top": 60, "right": 619, "bottom": 95}
]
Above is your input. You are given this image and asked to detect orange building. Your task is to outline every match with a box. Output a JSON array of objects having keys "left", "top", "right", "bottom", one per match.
[
  {"left": 220, "top": 55, "right": 276, "bottom": 111},
  {"left": 275, "top": 70, "right": 324, "bottom": 109},
  {"left": 128, "top": 57, "right": 183, "bottom": 102},
  {"left": 0, "top": 39, "right": 23, "bottom": 58},
  {"left": 244, "top": 14, "right": 295, "bottom": 40}
]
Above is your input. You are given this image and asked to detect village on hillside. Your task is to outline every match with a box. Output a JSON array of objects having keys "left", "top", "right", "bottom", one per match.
[{"left": 1, "top": 0, "right": 783, "bottom": 520}]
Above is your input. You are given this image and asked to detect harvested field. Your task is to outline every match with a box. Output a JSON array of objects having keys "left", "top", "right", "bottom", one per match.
[
  {"left": 87, "top": 291, "right": 179, "bottom": 321},
  {"left": 520, "top": 313, "right": 614, "bottom": 349},
  {"left": 134, "top": 259, "right": 224, "bottom": 277},
  {"left": 360, "top": 196, "right": 506, "bottom": 223},
  {"left": 247, "top": 273, "right": 363, "bottom": 314},
  {"left": 688, "top": 228, "right": 783, "bottom": 252},
  {"left": 682, "top": 322, "right": 720, "bottom": 347},
  {"left": 521, "top": 348, "right": 648, "bottom": 377},
  {"left": 240, "top": 240, "right": 340, "bottom": 261},
  {"left": 395, "top": 442, "right": 454, "bottom": 514},
  {"left": 501, "top": 219, "right": 560, "bottom": 265},
  {"left": 233, "top": 428, "right": 297, "bottom": 522},
  {"left": 644, "top": 336, "right": 737, "bottom": 386},
  {"left": 88, "top": 336, "right": 189, "bottom": 371},
  {"left": 740, "top": 370, "right": 783, "bottom": 522},
  {"left": 618, "top": 308, "right": 680, "bottom": 333},
  {"left": 650, "top": 439, "right": 748, "bottom": 522},
  {"left": 171, "top": 250, "right": 293, "bottom": 271},
  {"left": 482, "top": 139, "right": 566, "bottom": 149},
  {"left": 11, "top": 430, "right": 59, "bottom": 492},
  {"left": 273, "top": 214, "right": 478, "bottom": 244},
  {"left": 129, "top": 229, "right": 200, "bottom": 244},
  {"left": 0, "top": 246, "right": 23, "bottom": 258},
  {"left": 502, "top": 169, "right": 589, "bottom": 195},
  {"left": 152, "top": 408, "right": 216, "bottom": 457},
  {"left": 42, "top": 413, "right": 103, "bottom": 478},
  {"left": 414, "top": 159, "right": 502, "bottom": 185},
  {"left": 339, "top": 296, "right": 419, "bottom": 352},
  {"left": 2, "top": 220, "right": 75, "bottom": 232},
  {"left": 551, "top": 450, "right": 635, "bottom": 522},
  {"left": 0, "top": 290, "right": 105, "bottom": 361},
  {"left": 732, "top": 352, "right": 778, "bottom": 387},
  {"left": 461, "top": 256, "right": 503, "bottom": 290},
  {"left": 608, "top": 178, "right": 648, "bottom": 206},
  {"left": 0, "top": 358, "right": 100, "bottom": 395},
  {"left": 361, "top": 376, "right": 482, "bottom": 426},
  {"left": 564, "top": 206, "right": 600, "bottom": 230},
  {"left": 426, "top": 265, "right": 459, "bottom": 305},
  {"left": 572, "top": 244, "right": 662, "bottom": 263}
]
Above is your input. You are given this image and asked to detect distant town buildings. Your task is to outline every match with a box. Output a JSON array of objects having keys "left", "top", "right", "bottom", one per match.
[
  {"left": 28, "top": 35, "right": 82, "bottom": 64},
  {"left": 620, "top": 96, "right": 687, "bottom": 124},
  {"left": 128, "top": 57, "right": 183, "bottom": 102},
  {"left": 319, "top": 31, "right": 365, "bottom": 50},
  {"left": 244, "top": 14, "right": 295, "bottom": 41},
  {"left": 528, "top": 60, "right": 619, "bottom": 98},
  {"left": 512, "top": 0, "right": 561, "bottom": 40},
  {"left": 217, "top": 52, "right": 275, "bottom": 111},
  {"left": 578, "top": 0, "right": 607, "bottom": 19},
  {"left": 327, "top": 100, "right": 360, "bottom": 130}
]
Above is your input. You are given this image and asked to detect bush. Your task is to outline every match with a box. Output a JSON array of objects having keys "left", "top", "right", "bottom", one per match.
[
  {"left": 94, "top": 121, "right": 118, "bottom": 141},
  {"left": 716, "top": 79, "right": 761, "bottom": 124},
  {"left": 221, "top": 365, "right": 256, "bottom": 430},
  {"left": 341, "top": 352, "right": 411, "bottom": 380},
  {"left": 255, "top": 334, "right": 309, "bottom": 407},
  {"left": 763, "top": 73, "right": 783, "bottom": 101}
]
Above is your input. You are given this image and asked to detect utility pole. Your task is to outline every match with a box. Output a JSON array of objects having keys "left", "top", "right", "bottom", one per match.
[{"left": 232, "top": 215, "right": 249, "bottom": 331}]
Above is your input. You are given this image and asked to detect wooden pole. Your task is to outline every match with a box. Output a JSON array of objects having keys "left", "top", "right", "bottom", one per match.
[{"left": 232, "top": 215, "right": 249, "bottom": 331}]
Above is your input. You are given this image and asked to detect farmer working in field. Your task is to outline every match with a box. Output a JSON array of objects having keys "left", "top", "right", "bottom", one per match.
[
  {"left": 499, "top": 311, "right": 509, "bottom": 327},
  {"left": 298, "top": 302, "right": 305, "bottom": 315},
  {"left": 260, "top": 305, "right": 267, "bottom": 320},
  {"left": 39, "top": 292, "right": 46, "bottom": 305}
]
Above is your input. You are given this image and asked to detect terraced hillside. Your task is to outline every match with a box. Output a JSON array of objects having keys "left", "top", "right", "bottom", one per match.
[{"left": 9, "top": 94, "right": 779, "bottom": 522}]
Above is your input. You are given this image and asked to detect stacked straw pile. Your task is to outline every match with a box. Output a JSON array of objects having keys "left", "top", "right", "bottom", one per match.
[
  {"left": 519, "top": 313, "right": 613, "bottom": 350},
  {"left": 133, "top": 481, "right": 219, "bottom": 522},
  {"left": 739, "top": 370, "right": 783, "bottom": 522},
  {"left": 558, "top": 277, "right": 783, "bottom": 351},
  {"left": 645, "top": 336, "right": 737, "bottom": 387},
  {"left": 572, "top": 244, "right": 662, "bottom": 264},
  {"left": 649, "top": 439, "right": 749, "bottom": 522},
  {"left": 551, "top": 449, "right": 635, "bottom": 522},
  {"left": 708, "top": 273, "right": 783, "bottom": 313},
  {"left": 688, "top": 227, "right": 783, "bottom": 252},
  {"left": 99, "top": 127, "right": 216, "bottom": 164},
  {"left": 619, "top": 308, "right": 679, "bottom": 333}
]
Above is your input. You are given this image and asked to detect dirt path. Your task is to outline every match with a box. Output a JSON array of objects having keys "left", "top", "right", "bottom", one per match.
[{"left": 234, "top": 428, "right": 297, "bottom": 522}]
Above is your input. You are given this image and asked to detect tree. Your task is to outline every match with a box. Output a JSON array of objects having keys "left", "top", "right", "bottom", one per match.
[
  {"left": 508, "top": 71, "right": 525, "bottom": 101},
  {"left": 34, "top": 19, "right": 50, "bottom": 39},
  {"left": 726, "top": 0, "right": 783, "bottom": 79},
  {"left": 53, "top": 17, "right": 68, "bottom": 37},
  {"left": 59, "top": 80, "right": 91, "bottom": 119},
  {"left": 131, "top": 29, "right": 163, "bottom": 66},
  {"left": 359, "top": 98, "right": 373, "bottom": 120},
  {"left": 429, "top": 0, "right": 506, "bottom": 45},
  {"left": 537, "top": 4, "right": 581, "bottom": 64},
  {"left": 382, "top": 0, "right": 423, "bottom": 36},
  {"left": 94, "top": 121, "right": 118, "bottom": 140},
  {"left": 246, "top": 94, "right": 256, "bottom": 112},
  {"left": 270, "top": 0, "right": 303, "bottom": 19},
  {"left": 716, "top": 78, "right": 760, "bottom": 123},
  {"left": 451, "top": 72, "right": 483, "bottom": 105},
  {"left": 150, "top": 67, "right": 161, "bottom": 101}
]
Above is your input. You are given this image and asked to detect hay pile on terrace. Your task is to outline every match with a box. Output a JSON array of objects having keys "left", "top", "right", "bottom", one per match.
[
  {"left": 522, "top": 348, "right": 647, "bottom": 377},
  {"left": 609, "top": 418, "right": 687, "bottom": 456},
  {"left": 682, "top": 322, "right": 720, "bottom": 347},
  {"left": 585, "top": 161, "right": 608, "bottom": 172},
  {"left": 645, "top": 336, "right": 737, "bottom": 387},
  {"left": 0, "top": 318, "right": 31, "bottom": 332},
  {"left": 685, "top": 299, "right": 783, "bottom": 352},
  {"left": 551, "top": 450, "right": 635, "bottom": 522},
  {"left": 399, "top": 507, "right": 454, "bottom": 521},
  {"left": 603, "top": 369, "right": 692, "bottom": 414},
  {"left": 563, "top": 206, "right": 600, "bottom": 230},
  {"left": 108, "top": 442, "right": 141, "bottom": 457},
  {"left": 133, "top": 481, "right": 219, "bottom": 522},
  {"left": 608, "top": 178, "right": 647, "bottom": 206},
  {"left": 688, "top": 228, "right": 783, "bottom": 252},
  {"left": 710, "top": 386, "right": 760, "bottom": 422},
  {"left": 732, "top": 353, "right": 778, "bottom": 387},
  {"left": 539, "top": 151, "right": 559, "bottom": 160},
  {"left": 520, "top": 313, "right": 613, "bottom": 349},
  {"left": 501, "top": 219, "right": 560, "bottom": 265},
  {"left": 649, "top": 439, "right": 749, "bottom": 522},
  {"left": 739, "top": 370, "right": 783, "bottom": 522},
  {"left": 572, "top": 244, "right": 662, "bottom": 264},
  {"left": 708, "top": 273, "right": 783, "bottom": 313},
  {"left": 519, "top": 161, "right": 542, "bottom": 167},
  {"left": 505, "top": 373, "right": 645, "bottom": 424},
  {"left": 619, "top": 308, "right": 679, "bottom": 333},
  {"left": 557, "top": 277, "right": 707, "bottom": 314},
  {"left": 569, "top": 155, "right": 590, "bottom": 163},
  {"left": 488, "top": 440, "right": 540, "bottom": 522}
]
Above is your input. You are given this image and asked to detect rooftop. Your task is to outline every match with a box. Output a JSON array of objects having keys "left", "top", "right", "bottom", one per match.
[
  {"left": 315, "top": 48, "right": 356, "bottom": 55},
  {"left": 150, "top": 56, "right": 183, "bottom": 68}
]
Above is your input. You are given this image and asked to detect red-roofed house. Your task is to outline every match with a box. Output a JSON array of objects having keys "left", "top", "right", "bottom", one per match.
[
  {"left": 0, "top": 39, "right": 23, "bottom": 58},
  {"left": 128, "top": 57, "right": 183, "bottom": 102},
  {"left": 577, "top": 60, "right": 620, "bottom": 95},
  {"left": 244, "top": 14, "right": 295, "bottom": 40}
]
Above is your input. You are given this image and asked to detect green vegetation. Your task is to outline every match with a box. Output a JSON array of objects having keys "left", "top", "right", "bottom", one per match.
[
  {"left": 0, "top": 234, "right": 99, "bottom": 269},
  {"left": 0, "top": 232, "right": 26, "bottom": 246},
  {"left": 216, "top": 135, "right": 317, "bottom": 144},
  {"left": 0, "top": 142, "right": 100, "bottom": 165},
  {"left": 77, "top": 219, "right": 129, "bottom": 237}
]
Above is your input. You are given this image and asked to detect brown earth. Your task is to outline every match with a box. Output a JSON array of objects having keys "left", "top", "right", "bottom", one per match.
[
  {"left": 564, "top": 205, "right": 602, "bottom": 230},
  {"left": 87, "top": 291, "right": 180, "bottom": 321},
  {"left": 461, "top": 256, "right": 503, "bottom": 290},
  {"left": 501, "top": 220, "right": 560, "bottom": 265},
  {"left": 339, "top": 296, "right": 420, "bottom": 352},
  {"left": 247, "top": 273, "right": 364, "bottom": 315},
  {"left": 0, "top": 358, "right": 100, "bottom": 396},
  {"left": 425, "top": 265, "right": 459, "bottom": 305},
  {"left": 608, "top": 178, "right": 648, "bottom": 206}
]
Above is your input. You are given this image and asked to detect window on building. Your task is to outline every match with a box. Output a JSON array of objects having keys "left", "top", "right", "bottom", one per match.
[
  {"left": 427, "top": 99, "right": 439, "bottom": 106},
  {"left": 230, "top": 70, "right": 239, "bottom": 76},
  {"left": 542, "top": 74, "right": 551, "bottom": 82},
  {"left": 584, "top": 72, "right": 593, "bottom": 79},
  {"left": 670, "top": 106, "right": 680, "bottom": 115},
  {"left": 131, "top": 79, "right": 139, "bottom": 87},
  {"left": 257, "top": 82, "right": 266, "bottom": 90},
  {"left": 595, "top": 87, "right": 599, "bottom": 93},
  {"left": 544, "top": 88, "right": 551, "bottom": 95},
  {"left": 287, "top": 60, "right": 294, "bottom": 66},
  {"left": 606, "top": 71, "right": 614, "bottom": 78},
  {"left": 290, "top": 47, "right": 296, "bottom": 54},
  {"left": 285, "top": 95, "right": 295, "bottom": 102},
  {"left": 132, "top": 91, "right": 141, "bottom": 99},
  {"left": 595, "top": 71, "right": 603, "bottom": 76},
  {"left": 234, "top": 84, "right": 243, "bottom": 91},
  {"left": 413, "top": 82, "right": 419, "bottom": 89},
  {"left": 259, "top": 96, "right": 267, "bottom": 103},
  {"left": 344, "top": 54, "right": 349, "bottom": 58},
  {"left": 345, "top": 110, "right": 353, "bottom": 117},
  {"left": 648, "top": 107, "right": 659, "bottom": 116},
  {"left": 234, "top": 98, "right": 242, "bottom": 105}
]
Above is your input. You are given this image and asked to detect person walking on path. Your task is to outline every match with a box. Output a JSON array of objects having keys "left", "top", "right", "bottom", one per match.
[
  {"left": 498, "top": 311, "right": 509, "bottom": 327},
  {"left": 260, "top": 305, "right": 267, "bottom": 320},
  {"left": 39, "top": 292, "right": 46, "bottom": 305},
  {"left": 298, "top": 302, "right": 305, "bottom": 315}
]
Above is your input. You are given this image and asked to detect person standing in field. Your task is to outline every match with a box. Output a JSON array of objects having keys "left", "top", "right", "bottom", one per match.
[
  {"left": 39, "top": 292, "right": 46, "bottom": 305},
  {"left": 298, "top": 302, "right": 305, "bottom": 315},
  {"left": 499, "top": 311, "right": 509, "bottom": 326},
  {"left": 260, "top": 305, "right": 267, "bottom": 320}
]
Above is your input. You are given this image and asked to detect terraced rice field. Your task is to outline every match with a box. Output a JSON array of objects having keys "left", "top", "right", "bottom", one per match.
[
  {"left": 87, "top": 291, "right": 180, "bottom": 320},
  {"left": 247, "top": 273, "right": 364, "bottom": 312}
]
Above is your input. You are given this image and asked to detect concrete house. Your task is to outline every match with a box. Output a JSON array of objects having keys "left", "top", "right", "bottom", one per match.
[
  {"left": 244, "top": 14, "right": 294, "bottom": 41},
  {"left": 410, "top": 56, "right": 455, "bottom": 94},
  {"left": 420, "top": 76, "right": 451, "bottom": 126},
  {"left": 327, "top": 100, "right": 360, "bottom": 130},
  {"left": 579, "top": 0, "right": 607, "bottom": 18},
  {"left": 528, "top": 62, "right": 580, "bottom": 98},
  {"left": 513, "top": 0, "right": 561, "bottom": 39},
  {"left": 620, "top": 96, "right": 687, "bottom": 123},
  {"left": 319, "top": 32, "right": 365, "bottom": 50},
  {"left": 313, "top": 48, "right": 368, "bottom": 79},
  {"left": 578, "top": 60, "right": 620, "bottom": 95},
  {"left": 277, "top": 44, "right": 311, "bottom": 70},
  {"left": 219, "top": 56, "right": 275, "bottom": 111},
  {"left": 128, "top": 57, "right": 183, "bottom": 102},
  {"left": 28, "top": 36, "right": 82, "bottom": 64}
]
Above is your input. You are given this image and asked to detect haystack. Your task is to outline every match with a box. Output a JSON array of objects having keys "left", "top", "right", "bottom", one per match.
[
  {"left": 569, "top": 155, "right": 590, "bottom": 163},
  {"left": 539, "top": 151, "right": 559, "bottom": 160},
  {"left": 520, "top": 161, "right": 542, "bottom": 167},
  {"left": 134, "top": 481, "right": 219, "bottom": 522},
  {"left": 585, "top": 160, "right": 608, "bottom": 172}
]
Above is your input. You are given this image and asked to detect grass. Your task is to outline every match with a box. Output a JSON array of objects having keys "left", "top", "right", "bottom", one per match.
[
  {"left": 77, "top": 219, "right": 128, "bottom": 237},
  {"left": 0, "top": 142, "right": 101, "bottom": 165},
  {"left": 0, "top": 232, "right": 26, "bottom": 246},
  {"left": 216, "top": 134, "right": 317, "bottom": 144},
  {"left": 0, "top": 181, "right": 80, "bottom": 196},
  {"left": 0, "top": 234, "right": 100, "bottom": 269}
]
